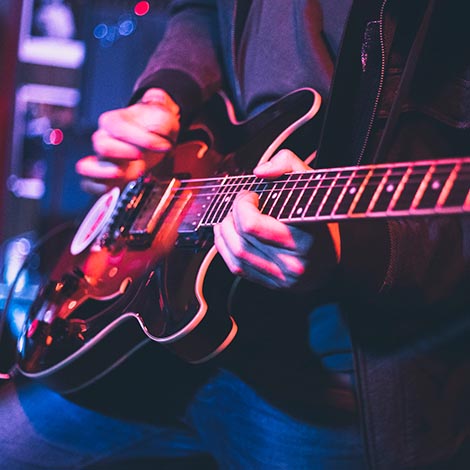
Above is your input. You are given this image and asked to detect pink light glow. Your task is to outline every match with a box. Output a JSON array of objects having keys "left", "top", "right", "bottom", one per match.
[{"left": 134, "top": 1, "right": 150, "bottom": 16}]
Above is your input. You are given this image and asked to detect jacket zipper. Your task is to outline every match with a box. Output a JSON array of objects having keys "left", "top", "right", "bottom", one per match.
[
  {"left": 363, "top": 0, "right": 395, "bottom": 295},
  {"left": 356, "top": 0, "right": 389, "bottom": 166},
  {"left": 354, "top": 3, "right": 391, "bottom": 469}
]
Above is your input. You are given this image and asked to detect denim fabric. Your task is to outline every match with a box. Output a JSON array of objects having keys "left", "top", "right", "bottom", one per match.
[
  {"left": 0, "top": 370, "right": 365, "bottom": 469},
  {"left": 0, "top": 377, "right": 201, "bottom": 469}
]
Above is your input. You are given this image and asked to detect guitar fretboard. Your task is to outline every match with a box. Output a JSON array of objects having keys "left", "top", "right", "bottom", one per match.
[{"left": 180, "top": 158, "right": 470, "bottom": 229}]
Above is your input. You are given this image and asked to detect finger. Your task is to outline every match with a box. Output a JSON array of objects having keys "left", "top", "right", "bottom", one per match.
[
  {"left": 276, "top": 252, "right": 307, "bottom": 277},
  {"left": 92, "top": 129, "right": 146, "bottom": 160},
  {"left": 215, "top": 219, "right": 306, "bottom": 289},
  {"left": 75, "top": 155, "right": 148, "bottom": 181},
  {"left": 253, "top": 149, "right": 311, "bottom": 178},
  {"left": 231, "top": 191, "right": 298, "bottom": 250},
  {"left": 92, "top": 129, "right": 171, "bottom": 163},
  {"left": 213, "top": 222, "right": 245, "bottom": 277},
  {"left": 214, "top": 219, "right": 287, "bottom": 284},
  {"left": 98, "top": 107, "right": 176, "bottom": 151},
  {"left": 76, "top": 156, "right": 125, "bottom": 179},
  {"left": 138, "top": 105, "right": 180, "bottom": 139}
]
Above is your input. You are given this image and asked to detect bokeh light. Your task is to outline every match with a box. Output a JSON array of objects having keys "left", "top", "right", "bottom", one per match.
[{"left": 134, "top": 1, "right": 150, "bottom": 17}]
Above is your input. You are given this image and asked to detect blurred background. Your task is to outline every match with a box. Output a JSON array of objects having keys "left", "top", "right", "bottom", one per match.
[{"left": 0, "top": 0, "right": 170, "bottom": 368}]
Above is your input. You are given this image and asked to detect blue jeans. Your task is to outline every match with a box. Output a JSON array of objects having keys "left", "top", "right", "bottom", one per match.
[{"left": 0, "top": 367, "right": 366, "bottom": 469}]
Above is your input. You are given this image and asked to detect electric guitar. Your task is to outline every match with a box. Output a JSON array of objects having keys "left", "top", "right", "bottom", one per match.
[{"left": 17, "top": 88, "right": 470, "bottom": 394}]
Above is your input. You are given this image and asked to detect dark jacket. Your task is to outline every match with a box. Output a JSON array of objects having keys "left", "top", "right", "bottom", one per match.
[
  {"left": 133, "top": 1, "right": 470, "bottom": 468},
  {"left": 321, "top": 1, "right": 470, "bottom": 468}
]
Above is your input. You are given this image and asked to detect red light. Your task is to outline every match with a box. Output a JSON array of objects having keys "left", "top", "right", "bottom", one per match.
[
  {"left": 49, "top": 129, "right": 64, "bottom": 145},
  {"left": 134, "top": 1, "right": 150, "bottom": 16}
]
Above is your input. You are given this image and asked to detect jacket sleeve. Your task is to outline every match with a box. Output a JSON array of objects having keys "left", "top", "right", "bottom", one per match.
[{"left": 131, "top": 0, "right": 223, "bottom": 125}]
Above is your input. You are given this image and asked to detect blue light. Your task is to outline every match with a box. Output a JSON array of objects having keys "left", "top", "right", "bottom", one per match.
[
  {"left": 118, "top": 19, "right": 136, "bottom": 37},
  {"left": 100, "top": 25, "right": 118, "bottom": 48},
  {"left": 93, "top": 23, "right": 108, "bottom": 40}
]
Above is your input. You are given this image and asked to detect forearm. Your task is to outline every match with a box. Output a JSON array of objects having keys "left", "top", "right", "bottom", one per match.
[{"left": 132, "top": 0, "right": 222, "bottom": 125}]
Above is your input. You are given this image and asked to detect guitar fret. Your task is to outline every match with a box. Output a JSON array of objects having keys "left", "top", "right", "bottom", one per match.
[
  {"left": 317, "top": 171, "right": 341, "bottom": 217},
  {"left": 257, "top": 180, "right": 274, "bottom": 209},
  {"left": 286, "top": 172, "right": 323, "bottom": 219},
  {"left": 371, "top": 167, "right": 408, "bottom": 213},
  {"left": 351, "top": 169, "right": 388, "bottom": 215},
  {"left": 392, "top": 164, "right": 431, "bottom": 212},
  {"left": 211, "top": 177, "right": 231, "bottom": 223},
  {"left": 367, "top": 168, "right": 392, "bottom": 213},
  {"left": 318, "top": 172, "right": 346, "bottom": 217},
  {"left": 441, "top": 162, "right": 470, "bottom": 208},
  {"left": 209, "top": 180, "right": 234, "bottom": 225},
  {"left": 411, "top": 164, "right": 435, "bottom": 209},
  {"left": 267, "top": 174, "right": 297, "bottom": 218},
  {"left": 465, "top": 185, "right": 470, "bottom": 209},
  {"left": 303, "top": 171, "right": 329, "bottom": 218},
  {"left": 388, "top": 166, "right": 413, "bottom": 212},
  {"left": 437, "top": 163, "right": 460, "bottom": 209},
  {"left": 333, "top": 169, "right": 368, "bottom": 215},
  {"left": 280, "top": 173, "right": 313, "bottom": 219},
  {"left": 216, "top": 176, "right": 255, "bottom": 223},
  {"left": 330, "top": 170, "right": 355, "bottom": 216},
  {"left": 199, "top": 177, "right": 227, "bottom": 226},
  {"left": 348, "top": 168, "right": 375, "bottom": 215},
  {"left": 416, "top": 164, "right": 454, "bottom": 210},
  {"left": 260, "top": 179, "right": 287, "bottom": 215}
]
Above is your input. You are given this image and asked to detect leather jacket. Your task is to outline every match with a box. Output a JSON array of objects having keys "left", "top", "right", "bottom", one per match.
[{"left": 133, "top": 1, "right": 470, "bottom": 468}]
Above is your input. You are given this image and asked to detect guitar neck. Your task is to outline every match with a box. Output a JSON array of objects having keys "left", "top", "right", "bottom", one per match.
[{"left": 191, "top": 157, "right": 470, "bottom": 228}]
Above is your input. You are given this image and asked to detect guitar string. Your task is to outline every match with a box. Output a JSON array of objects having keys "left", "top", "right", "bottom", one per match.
[
  {"left": 164, "top": 167, "right": 470, "bottom": 198},
  {"left": 167, "top": 164, "right": 470, "bottom": 187},
  {"left": 172, "top": 168, "right": 470, "bottom": 189},
  {"left": 169, "top": 168, "right": 470, "bottom": 224}
]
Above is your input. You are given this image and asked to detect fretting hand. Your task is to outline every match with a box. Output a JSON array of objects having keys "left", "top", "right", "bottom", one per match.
[{"left": 214, "top": 150, "right": 340, "bottom": 291}]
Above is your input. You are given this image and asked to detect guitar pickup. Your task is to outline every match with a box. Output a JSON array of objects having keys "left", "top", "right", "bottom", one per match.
[{"left": 126, "top": 178, "right": 180, "bottom": 247}]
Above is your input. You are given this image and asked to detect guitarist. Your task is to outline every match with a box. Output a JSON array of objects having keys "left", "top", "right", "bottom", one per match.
[{"left": 2, "top": 0, "right": 470, "bottom": 469}]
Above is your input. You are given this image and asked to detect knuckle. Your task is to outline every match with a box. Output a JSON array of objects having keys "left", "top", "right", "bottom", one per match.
[
  {"left": 276, "top": 148, "right": 293, "bottom": 163},
  {"left": 239, "top": 217, "right": 259, "bottom": 236},
  {"left": 231, "top": 242, "right": 245, "bottom": 259}
]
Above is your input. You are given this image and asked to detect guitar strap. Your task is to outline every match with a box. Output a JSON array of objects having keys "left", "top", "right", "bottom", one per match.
[{"left": 372, "top": 0, "right": 437, "bottom": 163}]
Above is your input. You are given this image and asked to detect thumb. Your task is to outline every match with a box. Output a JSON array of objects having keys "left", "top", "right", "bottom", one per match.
[{"left": 254, "top": 149, "right": 311, "bottom": 178}]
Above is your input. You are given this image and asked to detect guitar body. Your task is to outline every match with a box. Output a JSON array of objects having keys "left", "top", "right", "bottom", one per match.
[{"left": 17, "top": 88, "right": 321, "bottom": 394}]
